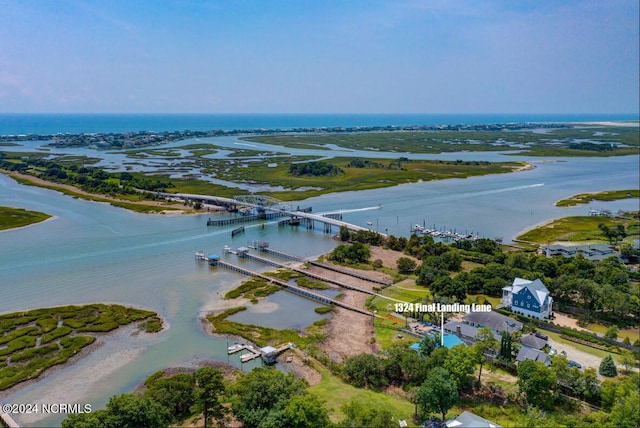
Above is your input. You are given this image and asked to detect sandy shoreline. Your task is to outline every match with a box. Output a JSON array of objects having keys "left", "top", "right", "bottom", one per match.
[
  {"left": 0, "top": 320, "right": 164, "bottom": 425},
  {"left": 1, "top": 170, "right": 197, "bottom": 214}
]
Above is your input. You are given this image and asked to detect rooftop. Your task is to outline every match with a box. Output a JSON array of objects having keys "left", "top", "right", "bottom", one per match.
[
  {"left": 464, "top": 311, "right": 522, "bottom": 334},
  {"left": 446, "top": 411, "right": 503, "bottom": 428},
  {"left": 516, "top": 346, "right": 551, "bottom": 366}
]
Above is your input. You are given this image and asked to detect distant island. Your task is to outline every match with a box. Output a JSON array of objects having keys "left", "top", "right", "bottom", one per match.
[{"left": 0, "top": 122, "right": 572, "bottom": 150}]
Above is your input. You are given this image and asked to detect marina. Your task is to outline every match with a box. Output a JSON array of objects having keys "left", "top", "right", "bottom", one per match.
[{"left": 411, "top": 223, "right": 481, "bottom": 241}]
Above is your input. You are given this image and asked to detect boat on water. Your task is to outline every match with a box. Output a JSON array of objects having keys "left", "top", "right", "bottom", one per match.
[
  {"left": 240, "top": 351, "right": 260, "bottom": 363},
  {"left": 227, "top": 343, "right": 245, "bottom": 354}
]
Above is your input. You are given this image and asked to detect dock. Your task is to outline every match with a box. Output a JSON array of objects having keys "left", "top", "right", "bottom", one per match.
[
  {"left": 252, "top": 243, "right": 391, "bottom": 286},
  {"left": 227, "top": 342, "right": 293, "bottom": 364},
  {"left": 307, "top": 260, "right": 391, "bottom": 286},
  {"left": 196, "top": 252, "right": 380, "bottom": 316}
]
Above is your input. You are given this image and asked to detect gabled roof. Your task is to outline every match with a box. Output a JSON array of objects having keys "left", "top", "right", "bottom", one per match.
[
  {"left": 446, "top": 411, "right": 503, "bottom": 428},
  {"left": 444, "top": 321, "right": 501, "bottom": 343},
  {"left": 520, "top": 334, "right": 547, "bottom": 350},
  {"left": 464, "top": 311, "right": 522, "bottom": 334},
  {"left": 511, "top": 278, "right": 550, "bottom": 306},
  {"left": 516, "top": 346, "right": 551, "bottom": 366}
]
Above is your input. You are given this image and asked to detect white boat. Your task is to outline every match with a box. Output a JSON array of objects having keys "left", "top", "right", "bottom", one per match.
[{"left": 227, "top": 343, "right": 245, "bottom": 354}]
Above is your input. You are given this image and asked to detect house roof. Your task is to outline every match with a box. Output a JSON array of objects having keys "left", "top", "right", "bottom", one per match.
[
  {"left": 464, "top": 311, "right": 522, "bottom": 334},
  {"left": 444, "top": 321, "right": 479, "bottom": 338},
  {"left": 541, "top": 243, "right": 619, "bottom": 261},
  {"left": 446, "top": 411, "right": 503, "bottom": 428},
  {"left": 520, "top": 334, "right": 547, "bottom": 350},
  {"left": 511, "top": 278, "right": 550, "bottom": 306},
  {"left": 516, "top": 346, "right": 551, "bottom": 366},
  {"left": 444, "top": 321, "right": 501, "bottom": 343}
]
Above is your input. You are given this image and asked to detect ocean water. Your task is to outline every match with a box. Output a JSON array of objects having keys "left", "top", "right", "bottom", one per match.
[{"left": 0, "top": 113, "right": 638, "bottom": 134}]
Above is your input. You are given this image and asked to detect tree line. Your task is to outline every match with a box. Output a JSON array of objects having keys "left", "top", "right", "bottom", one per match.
[{"left": 335, "top": 226, "right": 640, "bottom": 325}]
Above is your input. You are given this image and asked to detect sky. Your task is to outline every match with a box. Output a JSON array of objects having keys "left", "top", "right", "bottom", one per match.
[{"left": 0, "top": 0, "right": 638, "bottom": 114}]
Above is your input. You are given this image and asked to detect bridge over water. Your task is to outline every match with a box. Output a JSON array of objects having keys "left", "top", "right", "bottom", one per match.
[{"left": 160, "top": 192, "right": 384, "bottom": 236}]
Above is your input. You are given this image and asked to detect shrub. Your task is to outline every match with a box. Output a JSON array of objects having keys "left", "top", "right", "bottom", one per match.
[{"left": 599, "top": 355, "right": 618, "bottom": 377}]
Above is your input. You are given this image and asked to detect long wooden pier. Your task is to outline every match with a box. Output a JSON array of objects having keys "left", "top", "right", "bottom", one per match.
[
  {"left": 196, "top": 253, "right": 377, "bottom": 317},
  {"left": 253, "top": 244, "right": 391, "bottom": 286},
  {"left": 210, "top": 248, "right": 404, "bottom": 304},
  {"left": 307, "top": 261, "right": 391, "bottom": 286}
]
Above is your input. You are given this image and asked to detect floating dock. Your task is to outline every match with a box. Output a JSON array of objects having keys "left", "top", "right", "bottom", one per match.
[{"left": 227, "top": 342, "right": 293, "bottom": 364}]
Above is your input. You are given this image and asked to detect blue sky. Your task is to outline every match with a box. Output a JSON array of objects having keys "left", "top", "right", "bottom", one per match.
[{"left": 1, "top": 0, "right": 638, "bottom": 114}]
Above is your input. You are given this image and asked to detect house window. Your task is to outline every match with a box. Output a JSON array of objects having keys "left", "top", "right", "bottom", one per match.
[
  {"left": 527, "top": 303, "right": 530, "bottom": 308},
  {"left": 528, "top": 295, "right": 531, "bottom": 299}
]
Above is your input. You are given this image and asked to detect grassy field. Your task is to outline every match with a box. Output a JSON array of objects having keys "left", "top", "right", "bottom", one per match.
[
  {"left": 244, "top": 126, "right": 640, "bottom": 157},
  {"left": 0, "top": 206, "right": 51, "bottom": 231},
  {"left": 586, "top": 323, "right": 639, "bottom": 342},
  {"left": 169, "top": 156, "right": 525, "bottom": 201},
  {"left": 556, "top": 189, "right": 640, "bottom": 207},
  {"left": 309, "top": 364, "right": 414, "bottom": 423},
  {"left": 516, "top": 215, "right": 639, "bottom": 244},
  {"left": 0, "top": 304, "right": 161, "bottom": 391}
]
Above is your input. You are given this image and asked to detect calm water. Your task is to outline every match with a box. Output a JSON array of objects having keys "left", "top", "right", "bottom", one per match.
[
  {"left": 0, "top": 117, "right": 638, "bottom": 426},
  {"left": 1, "top": 113, "right": 638, "bottom": 134}
]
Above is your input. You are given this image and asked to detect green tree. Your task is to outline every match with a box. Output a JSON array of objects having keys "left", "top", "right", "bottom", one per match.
[
  {"left": 397, "top": 257, "right": 417, "bottom": 273},
  {"left": 618, "top": 350, "right": 636, "bottom": 374},
  {"left": 419, "top": 334, "right": 438, "bottom": 358},
  {"left": 62, "top": 411, "right": 108, "bottom": 428},
  {"left": 517, "top": 360, "right": 555, "bottom": 409},
  {"left": 146, "top": 373, "right": 195, "bottom": 421},
  {"left": 473, "top": 327, "right": 499, "bottom": 386},
  {"left": 104, "top": 393, "right": 172, "bottom": 428},
  {"left": 281, "top": 394, "right": 331, "bottom": 428},
  {"left": 339, "top": 399, "right": 394, "bottom": 428},
  {"left": 604, "top": 325, "right": 619, "bottom": 340},
  {"left": 330, "top": 242, "right": 371, "bottom": 264},
  {"left": 598, "top": 223, "right": 620, "bottom": 244},
  {"left": 417, "top": 367, "right": 458, "bottom": 421},
  {"left": 443, "top": 344, "right": 476, "bottom": 391},
  {"left": 599, "top": 354, "right": 618, "bottom": 377},
  {"left": 339, "top": 225, "right": 350, "bottom": 242},
  {"left": 609, "top": 387, "right": 640, "bottom": 428},
  {"left": 191, "top": 367, "right": 227, "bottom": 428},
  {"left": 342, "top": 353, "right": 388, "bottom": 389},
  {"left": 498, "top": 331, "right": 513, "bottom": 362},
  {"left": 232, "top": 367, "right": 307, "bottom": 428}
]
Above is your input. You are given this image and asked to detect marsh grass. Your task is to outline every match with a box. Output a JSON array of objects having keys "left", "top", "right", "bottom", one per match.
[
  {"left": 0, "top": 304, "right": 160, "bottom": 390},
  {"left": 556, "top": 189, "right": 640, "bottom": 207},
  {"left": 516, "top": 215, "right": 639, "bottom": 244},
  {"left": 0, "top": 206, "right": 51, "bottom": 230}
]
